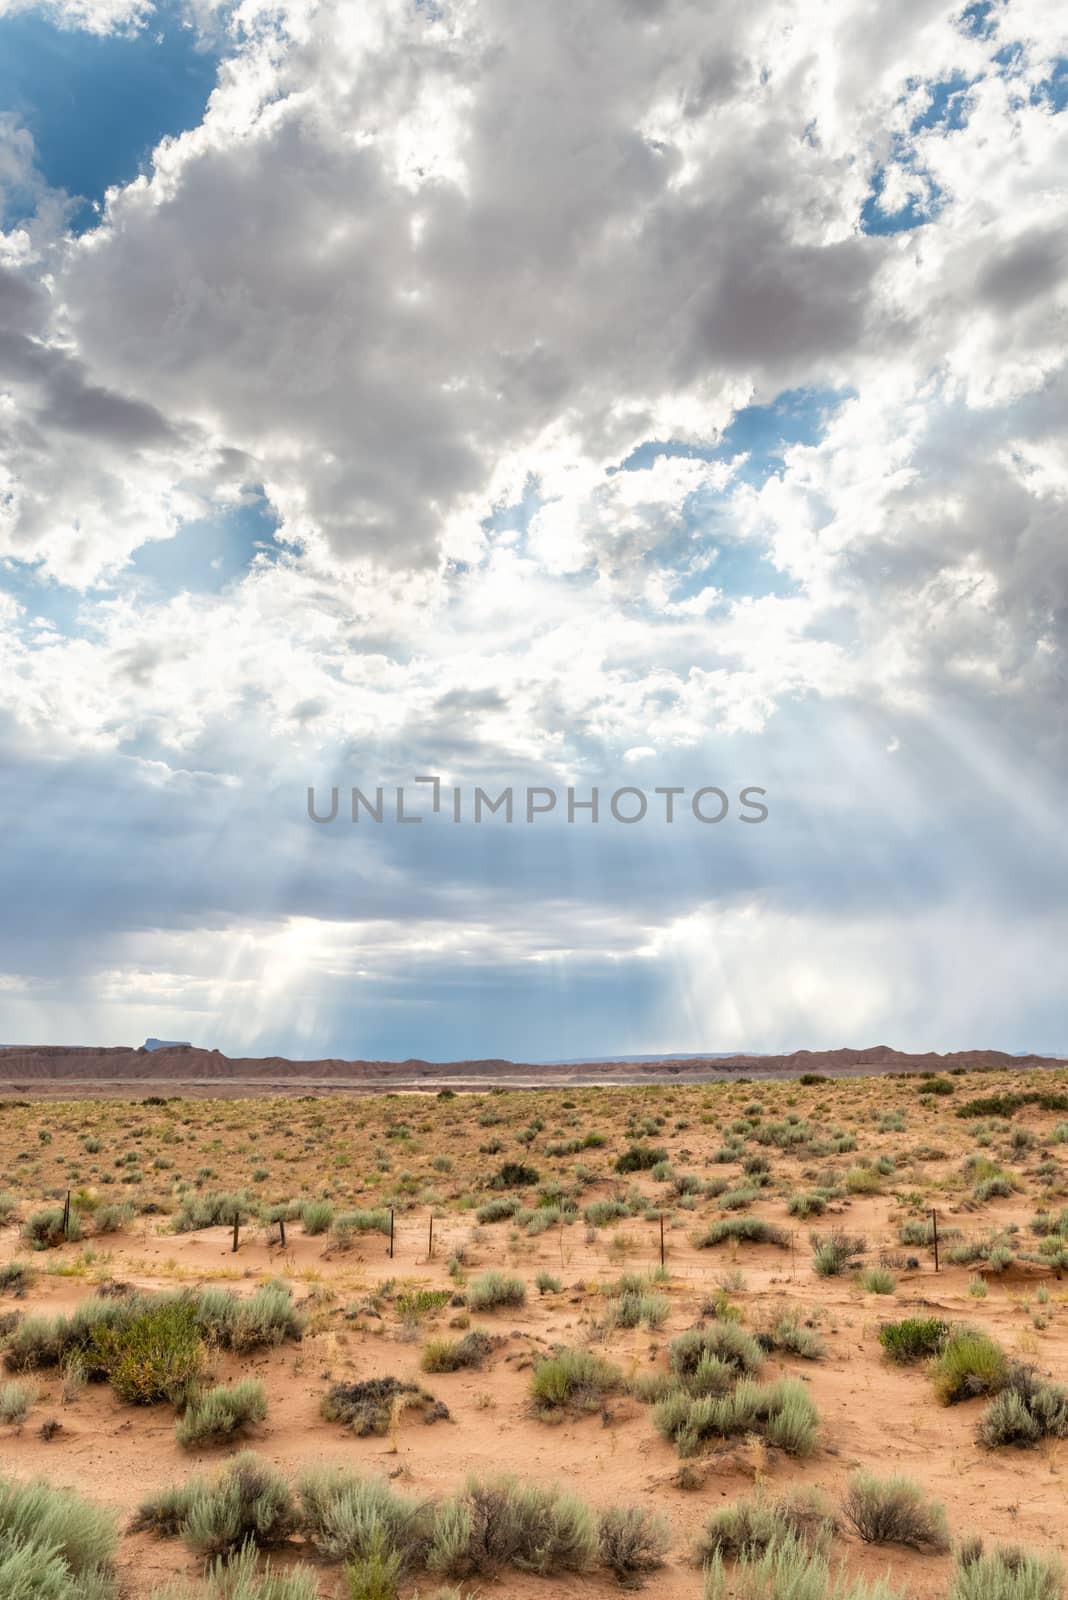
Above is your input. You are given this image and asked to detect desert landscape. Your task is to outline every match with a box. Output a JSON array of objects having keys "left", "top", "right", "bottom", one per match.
[{"left": 2, "top": 1062, "right": 1068, "bottom": 1600}]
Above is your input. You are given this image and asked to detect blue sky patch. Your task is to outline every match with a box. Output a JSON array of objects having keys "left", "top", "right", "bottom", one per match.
[
  {"left": 0, "top": 3, "right": 222, "bottom": 231},
  {"left": 127, "top": 493, "right": 281, "bottom": 597}
]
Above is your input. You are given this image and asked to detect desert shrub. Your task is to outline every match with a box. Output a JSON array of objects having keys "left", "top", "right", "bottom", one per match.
[
  {"left": 535, "top": 1272, "right": 562, "bottom": 1295},
  {"left": 670, "top": 1323, "right": 763, "bottom": 1380},
  {"left": 333, "top": 1209, "right": 391, "bottom": 1244},
  {"left": 811, "top": 1230, "right": 865, "bottom": 1277},
  {"left": 396, "top": 1290, "right": 451, "bottom": 1322},
  {"left": 172, "top": 1193, "right": 254, "bottom": 1234},
  {"left": 696, "top": 1489, "right": 837, "bottom": 1561},
  {"left": 322, "top": 1376, "right": 447, "bottom": 1435},
  {"left": 195, "top": 1284, "right": 305, "bottom": 1352},
  {"left": 176, "top": 1379, "right": 268, "bottom": 1448},
  {"left": 697, "top": 1218, "right": 787, "bottom": 1248},
  {"left": 932, "top": 1330, "right": 1007, "bottom": 1405},
  {"left": 2, "top": 1297, "right": 131, "bottom": 1372},
  {"left": 585, "top": 1200, "right": 630, "bottom": 1227},
  {"left": 490, "top": 1163, "right": 540, "bottom": 1189},
  {"left": 787, "top": 1191, "right": 829, "bottom": 1218},
  {"left": 93, "top": 1203, "right": 136, "bottom": 1235},
  {"left": 950, "top": 1544, "right": 1064, "bottom": 1600},
  {"left": 87, "top": 1297, "right": 204, "bottom": 1404},
  {"left": 860, "top": 1267, "right": 896, "bottom": 1294},
  {"left": 702, "top": 1533, "right": 905, "bottom": 1600},
  {"left": 474, "top": 1196, "right": 520, "bottom": 1224},
  {"left": 0, "top": 1378, "right": 36, "bottom": 1426},
  {"left": 655, "top": 1376, "right": 817, "bottom": 1458},
  {"left": 974, "top": 1177, "right": 1017, "bottom": 1203},
  {"left": 977, "top": 1367, "right": 1068, "bottom": 1448},
  {"left": 298, "top": 1469, "right": 429, "bottom": 1573},
  {"left": 878, "top": 1317, "right": 950, "bottom": 1364},
  {"left": 465, "top": 1272, "right": 525, "bottom": 1311},
  {"left": 841, "top": 1471, "right": 949, "bottom": 1550},
  {"left": 150, "top": 1540, "right": 319, "bottom": 1600},
  {"left": 22, "top": 1208, "right": 82, "bottom": 1250},
  {"left": 720, "top": 1187, "right": 760, "bottom": 1211},
  {"left": 139, "top": 1454, "right": 299, "bottom": 1559},
  {"left": 421, "top": 1331, "right": 493, "bottom": 1373},
  {"left": 845, "top": 1166, "right": 883, "bottom": 1194},
  {"left": 426, "top": 1476, "right": 596, "bottom": 1578},
  {"left": 597, "top": 1505, "right": 670, "bottom": 1587},
  {"left": 299, "top": 1200, "right": 333, "bottom": 1236},
  {"left": 531, "top": 1349, "right": 621, "bottom": 1412},
  {"left": 0, "top": 1473, "right": 118, "bottom": 1581},
  {"left": 0, "top": 1261, "right": 33, "bottom": 1297},
  {"left": 756, "top": 1312, "right": 827, "bottom": 1360},
  {"left": 0, "top": 1194, "right": 18, "bottom": 1225},
  {"left": 614, "top": 1145, "right": 668, "bottom": 1174}
]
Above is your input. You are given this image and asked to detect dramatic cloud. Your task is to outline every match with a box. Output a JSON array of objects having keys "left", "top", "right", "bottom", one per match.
[{"left": 0, "top": 0, "right": 1066, "bottom": 1055}]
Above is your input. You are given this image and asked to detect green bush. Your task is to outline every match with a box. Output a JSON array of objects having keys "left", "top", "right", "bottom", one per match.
[
  {"left": 465, "top": 1272, "right": 525, "bottom": 1311},
  {"left": 841, "top": 1471, "right": 949, "bottom": 1550},
  {"left": 614, "top": 1145, "right": 668, "bottom": 1174},
  {"left": 531, "top": 1349, "right": 621, "bottom": 1412},
  {"left": 87, "top": 1298, "right": 204, "bottom": 1405},
  {"left": 878, "top": 1318, "right": 950, "bottom": 1364},
  {"left": 176, "top": 1379, "right": 268, "bottom": 1448},
  {"left": 860, "top": 1268, "right": 896, "bottom": 1295},
  {"left": 932, "top": 1330, "right": 1007, "bottom": 1405},
  {"left": 489, "top": 1163, "right": 540, "bottom": 1189},
  {"left": 195, "top": 1283, "right": 305, "bottom": 1352}
]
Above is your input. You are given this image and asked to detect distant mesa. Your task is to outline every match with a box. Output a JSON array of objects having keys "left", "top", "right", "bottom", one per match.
[{"left": 141, "top": 1038, "right": 193, "bottom": 1052}]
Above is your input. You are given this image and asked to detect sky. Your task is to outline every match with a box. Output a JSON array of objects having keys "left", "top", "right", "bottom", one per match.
[{"left": 0, "top": 0, "right": 1066, "bottom": 1062}]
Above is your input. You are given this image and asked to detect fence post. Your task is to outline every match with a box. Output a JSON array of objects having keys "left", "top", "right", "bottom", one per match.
[
  {"left": 659, "top": 1212, "right": 665, "bottom": 1269},
  {"left": 389, "top": 1207, "right": 395, "bottom": 1260},
  {"left": 62, "top": 1190, "right": 71, "bottom": 1239},
  {"left": 278, "top": 1216, "right": 286, "bottom": 1249},
  {"left": 931, "top": 1209, "right": 939, "bottom": 1272},
  {"left": 428, "top": 1212, "right": 434, "bottom": 1259},
  {"left": 232, "top": 1213, "right": 240, "bottom": 1253}
]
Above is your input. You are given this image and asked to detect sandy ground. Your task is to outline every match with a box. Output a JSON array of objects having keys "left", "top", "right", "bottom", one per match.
[{"left": 0, "top": 1070, "right": 1066, "bottom": 1598}]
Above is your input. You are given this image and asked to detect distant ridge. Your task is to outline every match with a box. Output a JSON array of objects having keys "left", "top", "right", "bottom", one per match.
[{"left": 0, "top": 1042, "right": 1064, "bottom": 1093}]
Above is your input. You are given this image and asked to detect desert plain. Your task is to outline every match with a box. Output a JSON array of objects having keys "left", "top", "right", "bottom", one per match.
[{"left": 2, "top": 1061, "right": 1068, "bottom": 1600}]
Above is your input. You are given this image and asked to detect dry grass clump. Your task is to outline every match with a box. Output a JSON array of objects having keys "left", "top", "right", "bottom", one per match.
[
  {"left": 755, "top": 1311, "right": 827, "bottom": 1360},
  {"left": 0, "top": 1472, "right": 118, "bottom": 1595},
  {"left": 420, "top": 1330, "right": 493, "bottom": 1373},
  {"left": 597, "top": 1505, "right": 671, "bottom": 1588},
  {"left": 811, "top": 1229, "right": 866, "bottom": 1277},
  {"left": 149, "top": 1541, "right": 319, "bottom": 1600},
  {"left": 321, "top": 1376, "right": 448, "bottom": 1435},
  {"left": 194, "top": 1284, "right": 305, "bottom": 1352},
  {"left": 841, "top": 1471, "right": 950, "bottom": 1551},
  {"left": 697, "top": 1218, "right": 788, "bottom": 1248},
  {"left": 299, "top": 1468, "right": 431, "bottom": 1569}
]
